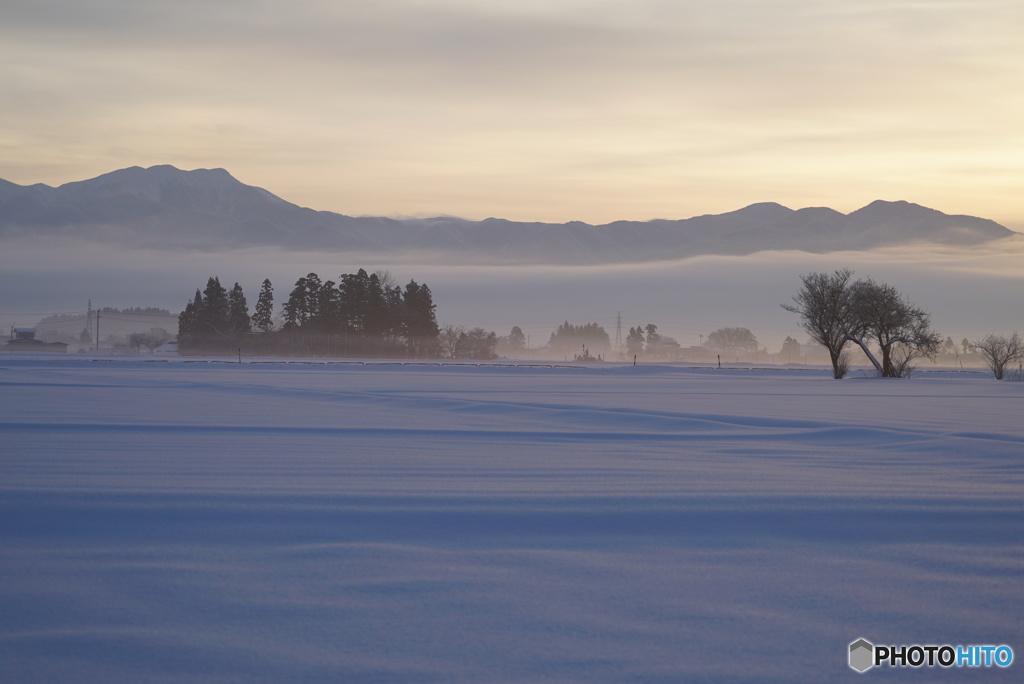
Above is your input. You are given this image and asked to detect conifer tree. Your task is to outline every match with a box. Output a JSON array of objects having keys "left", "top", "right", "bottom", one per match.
[
  {"left": 364, "top": 272, "right": 387, "bottom": 338},
  {"left": 302, "top": 273, "right": 322, "bottom": 325},
  {"left": 228, "top": 282, "right": 251, "bottom": 336},
  {"left": 178, "top": 289, "right": 204, "bottom": 342},
  {"left": 200, "top": 277, "right": 229, "bottom": 337},
  {"left": 283, "top": 276, "right": 311, "bottom": 329},
  {"left": 403, "top": 280, "right": 440, "bottom": 356},
  {"left": 253, "top": 279, "right": 274, "bottom": 333},
  {"left": 316, "top": 280, "right": 341, "bottom": 333},
  {"left": 339, "top": 269, "right": 371, "bottom": 333},
  {"left": 383, "top": 285, "right": 404, "bottom": 342},
  {"left": 781, "top": 336, "right": 801, "bottom": 361},
  {"left": 626, "top": 326, "right": 645, "bottom": 356},
  {"left": 508, "top": 326, "right": 526, "bottom": 351}
]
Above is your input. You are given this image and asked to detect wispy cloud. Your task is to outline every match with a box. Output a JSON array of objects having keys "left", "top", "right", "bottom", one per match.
[{"left": 1, "top": 0, "right": 1022, "bottom": 226}]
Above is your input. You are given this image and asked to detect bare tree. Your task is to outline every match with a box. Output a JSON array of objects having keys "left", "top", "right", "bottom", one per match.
[
  {"left": 834, "top": 350, "right": 851, "bottom": 379},
  {"left": 127, "top": 332, "right": 165, "bottom": 353},
  {"left": 454, "top": 327, "right": 498, "bottom": 360},
  {"left": 439, "top": 323, "right": 465, "bottom": 359},
  {"left": 784, "top": 270, "right": 940, "bottom": 378},
  {"left": 706, "top": 327, "right": 759, "bottom": 354},
  {"left": 972, "top": 333, "right": 1024, "bottom": 380},
  {"left": 782, "top": 269, "right": 855, "bottom": 378},
  {"left": 374, "top": 269, "right": 398, "bottom": 291},
  {"left": 848, "top": 279, "right": 941, "bottom": 377}
]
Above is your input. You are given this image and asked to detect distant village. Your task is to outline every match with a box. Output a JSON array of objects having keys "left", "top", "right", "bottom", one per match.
[{"left": 5, "top": 303, "right": 177, "bottom": 355}]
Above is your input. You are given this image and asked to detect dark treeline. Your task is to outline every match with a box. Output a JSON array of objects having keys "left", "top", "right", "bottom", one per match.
[
  {"left": 178, "top": 269, "right": 440, "bottom": 357},
  {"left": 548, "top": 322, "right": 610, "bottom": 354}
]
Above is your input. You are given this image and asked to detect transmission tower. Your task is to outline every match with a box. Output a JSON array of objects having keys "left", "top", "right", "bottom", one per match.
[{"left": 615, "top": 311, "right": 623, "bottom": 349}]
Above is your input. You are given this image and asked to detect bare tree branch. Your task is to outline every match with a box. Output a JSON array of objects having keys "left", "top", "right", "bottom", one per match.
[{"left": 972, "top": 333, "right": 1024, "bottom": 380}]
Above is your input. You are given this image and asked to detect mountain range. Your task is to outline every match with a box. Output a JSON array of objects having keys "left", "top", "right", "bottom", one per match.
[{"left": 0, "top": 165, "right": 1014, "bottom": 264}]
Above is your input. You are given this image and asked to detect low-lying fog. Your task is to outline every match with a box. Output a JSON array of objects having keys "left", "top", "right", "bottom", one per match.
[{"left": 2, "top": 236, "right": 1022, "bottom": 351}]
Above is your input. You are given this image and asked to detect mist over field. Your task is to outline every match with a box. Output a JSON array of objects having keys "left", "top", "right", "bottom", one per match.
[{"left": 2, "top": 235, "right": 1022, "bottom": 350}]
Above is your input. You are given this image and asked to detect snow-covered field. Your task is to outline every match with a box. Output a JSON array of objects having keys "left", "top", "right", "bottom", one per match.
[{"left": 1, "top": 355, "right": 1021, "bottom": 682}]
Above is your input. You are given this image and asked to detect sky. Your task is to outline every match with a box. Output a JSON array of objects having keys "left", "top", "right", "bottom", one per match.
[
  {"left": 2, "top": 0, "right": 1022, "bottom": 346},
  {"left": 2, "top": 0, "right": 1023, "bottom": 229}
]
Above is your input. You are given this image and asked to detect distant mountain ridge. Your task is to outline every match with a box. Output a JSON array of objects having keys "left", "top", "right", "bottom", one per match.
[{"left": 0, "top": 165, "right": 1014, "bottom": 264}]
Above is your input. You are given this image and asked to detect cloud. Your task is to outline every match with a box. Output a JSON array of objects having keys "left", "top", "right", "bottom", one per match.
[
  {"left": 6, "top": 1, "right": 1021, "bottom": 110},
  {"left": 1, "top": 1, "right": 1022, "bottom": 227}
]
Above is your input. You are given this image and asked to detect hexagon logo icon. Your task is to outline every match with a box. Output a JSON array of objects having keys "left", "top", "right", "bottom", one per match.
[{"left": 849, "top": 638, "right": 874, "bottom": 673}]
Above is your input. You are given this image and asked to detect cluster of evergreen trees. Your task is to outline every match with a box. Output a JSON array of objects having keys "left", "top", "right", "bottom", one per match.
[
  {"left": 547, "top": 322, "right": 610, "bottom": 354},
  {"left": 626, "top": 324, "right": 681, "bottom": 358},
  {"left": 178, "top": 278, "right": 253, "bottom": 346},
  {"left": 278, "top": 269, "right": 440, "bottom": 356},
  {"left": 177, "top": 269, "right": 440, "bottom": 357}
]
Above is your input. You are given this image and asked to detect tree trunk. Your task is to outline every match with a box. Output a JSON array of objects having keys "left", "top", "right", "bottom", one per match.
[{"left": 847, "top": 333, "right": 883, "bottom": 375}]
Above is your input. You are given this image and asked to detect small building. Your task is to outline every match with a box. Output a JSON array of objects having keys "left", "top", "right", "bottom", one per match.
[{"left": 5, "top": 328, "right": 69, "bottom": 353}]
